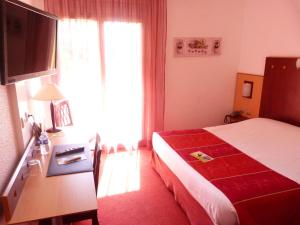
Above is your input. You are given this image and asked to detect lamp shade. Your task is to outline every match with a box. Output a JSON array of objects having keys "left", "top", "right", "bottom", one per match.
[{"left": 33, "top": 83, "right": 65, "bottom": 101}]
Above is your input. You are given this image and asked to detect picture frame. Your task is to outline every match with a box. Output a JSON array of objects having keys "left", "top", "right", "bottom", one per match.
[{"left": 174, "top": 37, "right": 222, "bottom": 57}]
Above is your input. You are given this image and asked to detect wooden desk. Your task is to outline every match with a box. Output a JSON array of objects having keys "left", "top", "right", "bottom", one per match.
[{"left": 5, "top": 131, "right": 98, "bottom": 224}]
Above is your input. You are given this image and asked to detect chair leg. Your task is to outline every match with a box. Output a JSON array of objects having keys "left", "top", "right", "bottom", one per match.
[{"left": 92, "top": 210, "right": 99, "bottom": 225}]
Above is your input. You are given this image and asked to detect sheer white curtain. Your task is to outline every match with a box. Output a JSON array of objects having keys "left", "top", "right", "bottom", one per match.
[
  {"left": 57, "top": 19, "right": 143, "bottom": 149},
  {"left": 57, "top": 19, "right": 102, "bottom": 133},
  {"left": 102, "top": 21, "right": 143, "bottom": 150},
  {"left": 45, "top": 0, "right": 167, "bottom": 150}
]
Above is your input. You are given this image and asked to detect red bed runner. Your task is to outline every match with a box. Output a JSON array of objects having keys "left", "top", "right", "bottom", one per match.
[{"left": 159, "top": 129, "right": 300, "bottom": 225}]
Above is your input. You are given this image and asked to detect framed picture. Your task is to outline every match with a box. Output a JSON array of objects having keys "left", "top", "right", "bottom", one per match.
[{"left": 174, "top": 37, "right": 222, "bottom": 57}]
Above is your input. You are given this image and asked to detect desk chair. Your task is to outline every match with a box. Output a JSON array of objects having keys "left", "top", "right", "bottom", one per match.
[
  {"left": 54, "top": 100, "right": 73, "bottom": 127},
  {"left": 62, "top": 133, "right": 102, "bottom": 225},
  {"left": 93, "top": 133, "right": 102, "bottom": 191}
]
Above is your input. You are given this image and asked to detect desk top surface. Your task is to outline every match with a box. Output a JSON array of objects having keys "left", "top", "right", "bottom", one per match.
[{"left": 8, "top": 129, "right": 98, "bottom": 224}]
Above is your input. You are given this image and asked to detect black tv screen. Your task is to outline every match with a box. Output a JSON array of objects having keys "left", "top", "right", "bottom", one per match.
[{"left": 0, "top": 0, "right": 58, "bottom": 85}]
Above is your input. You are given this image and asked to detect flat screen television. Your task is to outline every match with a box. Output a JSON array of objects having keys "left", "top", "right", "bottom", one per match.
[{"left": 0, "top": 0, "right": 58, "bottom": 85}]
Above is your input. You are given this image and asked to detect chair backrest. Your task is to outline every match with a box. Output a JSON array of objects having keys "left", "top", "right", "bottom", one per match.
[
  {"left": 54, "top": 100, "right": 73, "bottom": 127},
  {"left": 93, "top": 133, "right": 102, "bottom": 193}
]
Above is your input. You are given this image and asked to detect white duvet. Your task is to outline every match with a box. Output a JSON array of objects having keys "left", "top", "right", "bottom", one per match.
[{"left": 152, "top": 118, "right": 300, "bottom": 225}]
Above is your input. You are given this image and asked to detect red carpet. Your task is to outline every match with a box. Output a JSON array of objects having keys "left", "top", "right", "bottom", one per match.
[{"left": 94, "top": 150, "right": 190, "bottom": 225}]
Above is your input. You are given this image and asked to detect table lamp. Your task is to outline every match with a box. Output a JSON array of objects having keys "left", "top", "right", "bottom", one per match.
[{"left": 33, "top": 83, "right": 65, "bottom": 133}]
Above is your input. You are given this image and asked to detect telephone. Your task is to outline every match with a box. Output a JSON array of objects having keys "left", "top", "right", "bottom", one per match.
[
  {"left": 229, "top": 110, "right": 243, "bottom": 117},
  {"left": 224, "top": 111, "right": 244, "bottom": 124}
]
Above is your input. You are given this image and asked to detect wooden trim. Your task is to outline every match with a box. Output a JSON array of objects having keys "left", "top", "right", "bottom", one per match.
[
  {"left": 5, "top": 0, "right": 57, "bottom": 19},
  {"left": 1, "top": 137, "right": 36, "bottom": 221},
  {"left": 7, "top": 84, "right": 26, "bottom": 152}
]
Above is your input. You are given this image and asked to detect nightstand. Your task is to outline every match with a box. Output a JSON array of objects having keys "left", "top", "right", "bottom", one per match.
[{"left": 224, "top": 115, "right": 248, "bottom": 124}]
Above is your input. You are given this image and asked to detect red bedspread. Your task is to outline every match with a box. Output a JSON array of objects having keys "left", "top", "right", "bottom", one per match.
[{"left": 159, "top": 129, "right": 300, "bottom": 225}]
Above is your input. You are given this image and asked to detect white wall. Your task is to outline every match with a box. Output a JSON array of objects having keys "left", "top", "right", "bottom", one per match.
[
  {"left": 165, "top": 0, "right": 245, "bottom": 130},
  {"left": 15, "top": 77, "right": 50, "bottom": 148},
  {"left": 0, "top": 0, "right": 44, "bottom": 204},
  {"left": 0, "top": 87, "right": 19, "bottom": 194},
  {"left": 238, "top": 0, "right": 300, "bottom": 74}
]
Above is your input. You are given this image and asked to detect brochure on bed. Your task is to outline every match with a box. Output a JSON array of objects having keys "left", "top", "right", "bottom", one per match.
[
  {"left": 158, "top": 129, "right": 300, "bottom": 225},
  {"left": 190, "top": 151, "right": 213, "bottom": 162}
]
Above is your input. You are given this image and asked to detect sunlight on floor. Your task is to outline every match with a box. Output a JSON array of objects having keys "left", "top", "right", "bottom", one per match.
[{"left": 98, "top": 150, "right": 141, "bottom": 197}]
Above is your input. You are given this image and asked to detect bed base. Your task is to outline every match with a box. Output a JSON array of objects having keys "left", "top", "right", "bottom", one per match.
[{"left": 151, "top": 151, "right": 214, "bottom": 225}]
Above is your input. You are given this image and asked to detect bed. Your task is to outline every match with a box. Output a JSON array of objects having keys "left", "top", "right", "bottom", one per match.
[{"left": 151, "top": 57, "right": 300, "bottom": 225}]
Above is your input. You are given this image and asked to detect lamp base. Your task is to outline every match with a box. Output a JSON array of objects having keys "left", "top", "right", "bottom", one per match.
[{"left": 46, "top": 128, "right": 62, "bottom": 133}]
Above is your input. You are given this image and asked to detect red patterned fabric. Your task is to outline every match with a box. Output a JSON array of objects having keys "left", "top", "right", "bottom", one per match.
[
  {"left": 151, "top": 151, "right": 214, "bottom": 225},
  {"left": 159, "top": 129, "right": 300, "bottom": 225}
]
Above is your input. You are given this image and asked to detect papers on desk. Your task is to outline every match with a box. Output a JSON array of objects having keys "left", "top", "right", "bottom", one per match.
[
  {"left": 56, "top": 153, "right": 87, "bottom": 165},
  {"left": 47, "top": 144, "right": 93, "bottom": 177}
]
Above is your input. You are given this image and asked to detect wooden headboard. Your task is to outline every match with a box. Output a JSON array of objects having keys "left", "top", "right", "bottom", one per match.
[{"left": 260, "top": 57, "right": 300, "bottom": 126}]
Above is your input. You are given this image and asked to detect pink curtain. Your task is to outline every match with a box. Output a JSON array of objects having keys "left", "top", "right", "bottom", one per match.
[{"left": 44, "top": 0, "right": 167, "bottom": 149}]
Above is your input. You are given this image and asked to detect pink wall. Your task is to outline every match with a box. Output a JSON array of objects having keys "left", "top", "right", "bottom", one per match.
[
  {"left": 238, "top": 0, "right": 300, "bottom": 74},
  {"left": 165, "top": 0, "right": 300, "bottom": 130},
  {"left": 165, "top": 0, "right": 245, "bottom": 130},
  {"left": 20, "top": 0, "right": 44, "bottom": 10}
]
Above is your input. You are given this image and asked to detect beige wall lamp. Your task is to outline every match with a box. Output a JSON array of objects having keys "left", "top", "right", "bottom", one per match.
[
  {"left": 296, "top": 58, "right": 300, "bottom": 70},
  {"left": 242, "top": 81, "right": 253, "bottom": 98}
]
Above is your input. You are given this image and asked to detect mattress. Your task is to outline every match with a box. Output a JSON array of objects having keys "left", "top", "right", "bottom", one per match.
[{"left": 152, "top": 118, "right": 300, "bottom": 225}]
